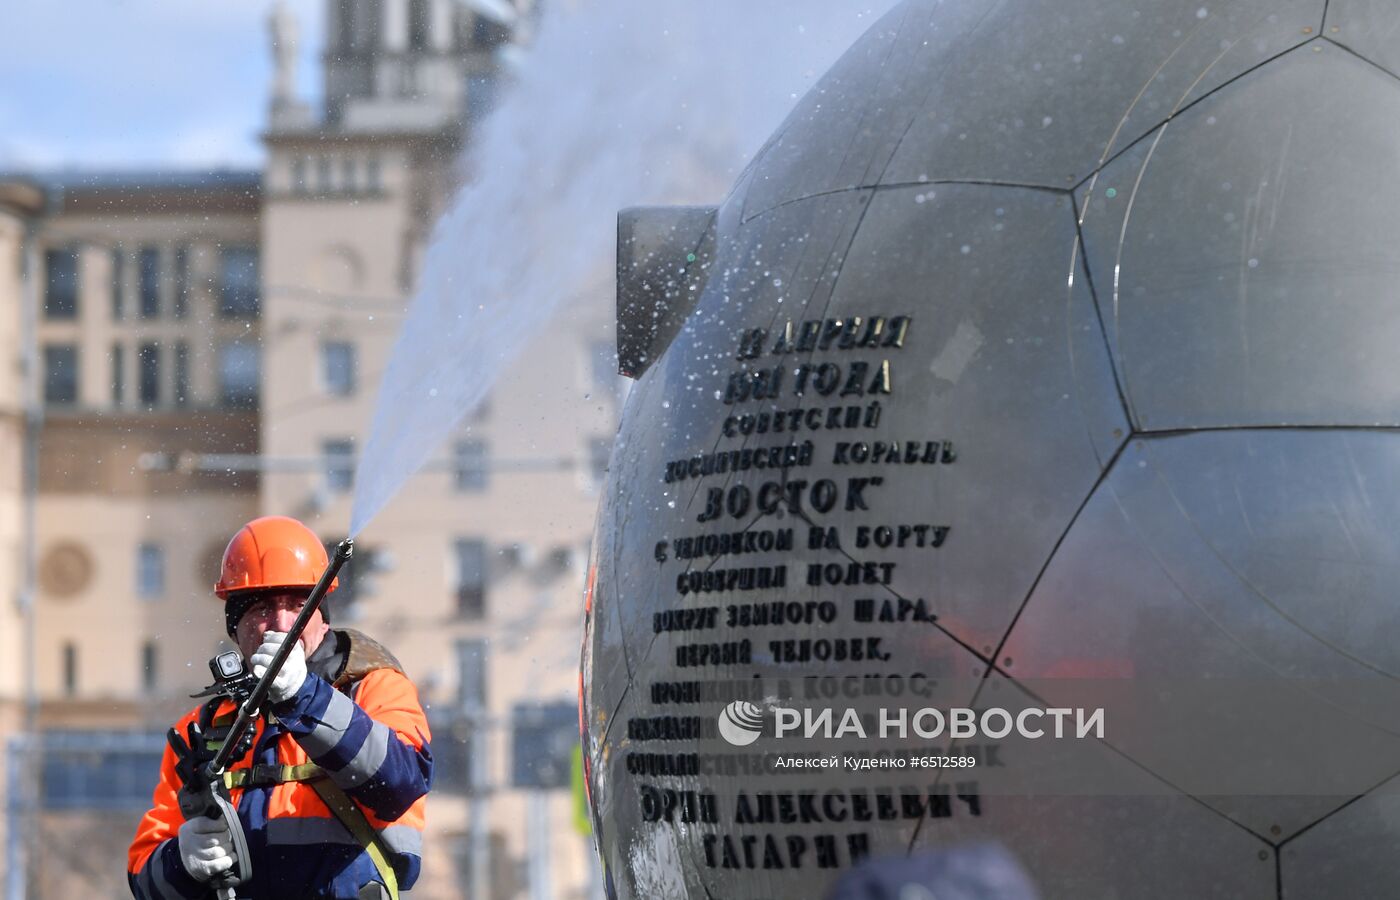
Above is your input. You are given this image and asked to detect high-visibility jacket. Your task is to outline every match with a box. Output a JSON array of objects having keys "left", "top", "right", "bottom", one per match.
[{"left": 127, "top": 631, "right": 432, "bottom": 899}]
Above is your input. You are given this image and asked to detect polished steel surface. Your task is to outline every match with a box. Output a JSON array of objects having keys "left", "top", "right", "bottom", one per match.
[
  {"left": 743, "top": 0, "right": 1322, "bottom": 218},
  {"left": 1003, "top": 431, "right": 1400, "bottom": 838},
  {"left": 1281, "top": 776, "right": 1400, "bottom": 897},
  {"left": 581, "top": 1, "right": 1400, "bottom": 897},
  {"left": 1077, "top": 46, "right": 1400, "bottom": 430}
]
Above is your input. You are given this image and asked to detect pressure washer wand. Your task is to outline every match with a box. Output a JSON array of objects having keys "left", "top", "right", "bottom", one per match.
[{"left": 204, "top": 538, "right": 354, "bottom": 778}]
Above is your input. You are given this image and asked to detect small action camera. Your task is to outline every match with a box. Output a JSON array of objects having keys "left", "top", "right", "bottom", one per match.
[
  {"left": 191, "top": 649, "right": 258, "bottom": 702},
  {"left": 211, "top": 649, "right": 245, "bottom": 681}
]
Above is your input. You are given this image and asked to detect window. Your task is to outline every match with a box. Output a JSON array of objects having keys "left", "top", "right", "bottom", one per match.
[
  {"left": 110, "top": 344, "right": 124, "bottom": 407},
  {"left": 218, "top": 342, "right": 260, "bottom": 408},
  {"left": 455, "top": 638, "right": 488, "bottom": 708},
  {"left": 337, "top": 0, "right": 355, "bottom": 49},
  {"left": 138, "top": 342, "right": 160, "bottom": 406},
  {"left": 454, "top": 440, "right": 489, "bottom": 491},
  {"left": 111, "top": 246, "right": 125, "bottom": 320},
  {"left": 44, "top": 248, "right": 79, "bottom": 319},
  {"left": 62, "top": 643, "right": 77, "bottom": 696},
  {"left": 43, "top": 344, "right": 79, "bottom": 406},
  {"left": 138, "top": 246, "right": 160, "bottom": 318},
  {"left": 317, "top": 156, "right": 333, "bottom": 193},
  {"left": 321, "top": 341, "right": 356, "bottom": 396},
  {"left": 173, "top": 342, "right": 190, "bottom": 408},
  {"left": 453, "top": 539, "right": 487, "bottom": 620},
  {"left": 586, "top": 437, "right": 612, "bottom": 489},
  {"left": 349, "top": 0, "right": 377, "bottom": 48},
  {"left": 137, "top": 543, "right": 164, "bottom": 599},
  {"left": 292, "top": 157, "right": 308, "bottom": 194},
  {"left": 341, "top": 157, "right": 357, "bottom": 193},
  {"left": 323, "top": 439, "right": 355, "bottom": 493},
  {"left": 173, "top": 246, "right": 190, "bottom": 319},
  {"left": 218, "top": 246, "right": 259, "bottom": 318},
  {"left": 409, "top": 0, "right": 431, "bottom": 50},
  {"left": 366, "top": 156, "right": 382, "bottom": 193},
  {"left": 40, "top": 732, "right": 166, "bottom": 810},
  {"left": 141, "top": 641, "right": 158, "bottom": 694}
]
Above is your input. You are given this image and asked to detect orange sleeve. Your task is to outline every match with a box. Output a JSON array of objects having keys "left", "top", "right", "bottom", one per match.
[
  {"left": 127, "top": 707, "right": 199, "bottom": 875},
  {"left": 355, "top": 667, "right": 433, "bottom": 750}
]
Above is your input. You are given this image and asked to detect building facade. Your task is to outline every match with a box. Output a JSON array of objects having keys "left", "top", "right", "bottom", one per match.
[{"left": 0, "top": 2, "right": 612, "bottom": 897}]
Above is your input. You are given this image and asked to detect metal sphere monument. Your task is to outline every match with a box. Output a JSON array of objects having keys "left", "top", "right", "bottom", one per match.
[{"left": 581, "top": 1, "right": 1400, "bottom": 896}]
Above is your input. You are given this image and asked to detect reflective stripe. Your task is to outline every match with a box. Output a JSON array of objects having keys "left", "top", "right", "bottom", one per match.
[
  {"left": 136, "top": 860, "right": 162, "bottom": 899},
  {"left": 266, "top": 816, "right": 359, "bottom": 847},
  {"left": 303, "top": 689, "right": 356, "bottom": 756},
  {"left": 145, "top": 840, "right": 186, "bottom": 900},
  {"left": 380, "top": 825, "right": 423, "bottom": 857},
  {"left": 333, "top": 722, "right": 391, "bottom": 788},
  {"left": 264, "top": 817, "right": 422, "bottom": 858}
]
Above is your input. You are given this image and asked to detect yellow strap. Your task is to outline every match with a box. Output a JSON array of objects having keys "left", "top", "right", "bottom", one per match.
[
  {"left": 222, "top": 762, "right": 324, "bottom": 789},
  {"left": 308, "top": 777, "right": 400, "bottom": 900}
]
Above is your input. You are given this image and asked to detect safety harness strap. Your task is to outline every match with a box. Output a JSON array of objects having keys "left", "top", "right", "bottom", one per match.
[
  {"left": 308, "top": 777, "right": 400, "bottom": 900},
  {"left": 222, "top": 763, "right": 324, "bottom": 789}
]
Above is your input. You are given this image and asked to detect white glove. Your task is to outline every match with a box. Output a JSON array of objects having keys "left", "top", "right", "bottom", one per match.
[
  {"left": 177, "top": 815, "right": 235, "bottom": 882},
  {"left": 250, "top": 631, "right": 308, "bottom": 705}
]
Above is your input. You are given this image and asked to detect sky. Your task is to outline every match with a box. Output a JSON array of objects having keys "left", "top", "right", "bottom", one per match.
[{"left": 0, "top": 0, "right": 326, "bottom": 170}]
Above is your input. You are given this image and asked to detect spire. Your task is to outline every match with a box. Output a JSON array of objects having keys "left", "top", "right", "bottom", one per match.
[{"left": 268, "top": 1, "right": 313, "bottom": 129}]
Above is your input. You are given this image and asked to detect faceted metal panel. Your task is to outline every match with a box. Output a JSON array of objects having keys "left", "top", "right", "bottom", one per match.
[
  {"left": 1003, "top": 431, "right": 1400, "bottom": 837},
  {"left": 1281, "top": 774, "right": 1400, "bottom": 899},
  {"left": 881, "top": 0, "right": 1322, "bottom": 190},
  {"left": 604, "top": 189, "right": 876, "bottom": 679},
  {"left": 1325, "top": 0, "right": 1400, "bottom": 80},
  {"left": 740, "top": 0, "right": 957, "bottom": 221},
  {"left": 812, "top": 183, "right": 1126, "bottom": 653},
  {"left": 912, "top": 681, "right": 1276, "bottom": 900},
  {"left": 1077, "top": 45, "right": 1400, "bottom": 430},
  {"left": 744, "top": 0, "right": 1322, "bottom": 218}
]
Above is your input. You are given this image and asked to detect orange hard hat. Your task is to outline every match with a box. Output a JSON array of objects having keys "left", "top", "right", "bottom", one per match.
[{"left": 214, "top": 515, "right": 338, "bottom": 600}]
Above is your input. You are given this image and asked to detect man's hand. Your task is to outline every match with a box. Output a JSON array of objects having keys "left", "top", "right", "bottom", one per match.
[
  {"left": 250, "top": 631, "right": 308, "bottom": 705},
  {"left": 177, "top": 815, "right": 236, "bottom": 882}
]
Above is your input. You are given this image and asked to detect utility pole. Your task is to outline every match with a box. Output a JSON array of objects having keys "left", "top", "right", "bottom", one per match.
[
  {"left": 467, "top": 704, "right": 491, "bottom": 900},
  {"left": 10, "top": 216, "right": 42, "bottom": 900},
  {"left": 5, "top": 734, "right": 28, "bottom": 900},
  {"left": 526, "top": 790, "right": 551, "bottom": 900}
]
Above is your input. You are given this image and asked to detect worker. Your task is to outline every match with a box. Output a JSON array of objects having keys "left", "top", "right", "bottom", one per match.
[{"left": 127, "top": 515, "right": 432, "bottom": 899}]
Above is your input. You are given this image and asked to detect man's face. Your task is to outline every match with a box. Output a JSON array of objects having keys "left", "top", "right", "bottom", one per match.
[{"left": 234, "top": 591, "right": 328, "bottom": 658}]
